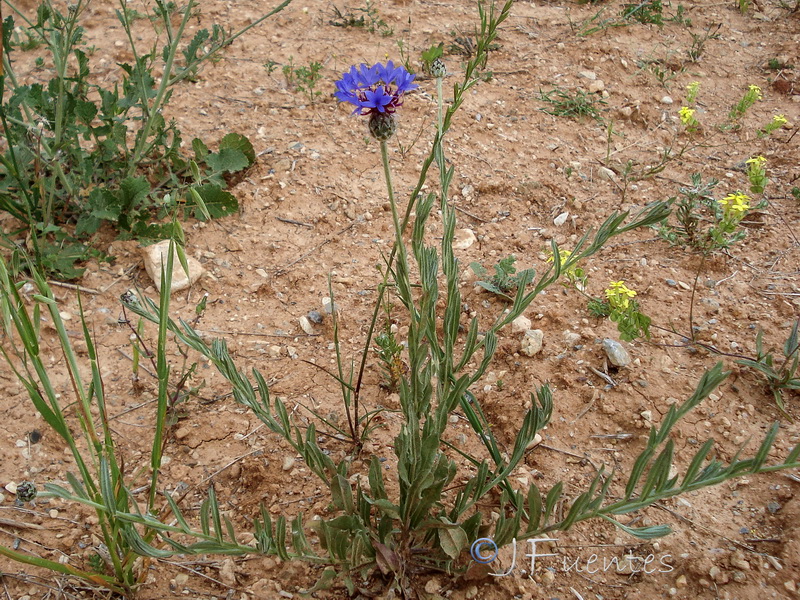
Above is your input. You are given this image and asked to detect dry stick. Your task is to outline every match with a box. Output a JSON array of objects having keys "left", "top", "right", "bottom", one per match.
[
  {"left": 276, "top": 216, "right": 314, "bottom": 228},
  {"left": 44, "top": 280, "right": 100, "bottom": 294},
  {"left": 0, "top": 517, "right": 45, "bottom": 530},
  {"left": 100, "top": 263, "right": 139, "bottom": 294},
  {"left": 165, "top": 560, "right": 237, "bottom": 590},
  {"left": 452, "top": 204, "right": 489, "bottom": 223}
]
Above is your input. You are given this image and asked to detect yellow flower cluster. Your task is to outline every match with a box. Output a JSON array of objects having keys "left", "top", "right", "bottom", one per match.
[
  {"left": 772, "top": 114, "right": 788, "bottom": 127},
  {"left": 748, "top": 84, "right": 763, "bottom": 100},
  {"left": 746, "top": 155, "right": 767, "bottom": 169},
  {"left": 605, "top": 280, "right": 637, "bottom": 310},
  {"left": 718, "top": 192, "right": 751, "bottom": 216},
  {"left": 678, "top": 106, "right": 696, "bottom": 125}
]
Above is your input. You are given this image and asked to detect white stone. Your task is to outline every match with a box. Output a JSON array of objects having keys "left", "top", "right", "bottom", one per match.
[
  {"left": 298, "top": 316, "right": 314, "bottom": 335},
  {"left": 322, "top": 296, "right": 337, "bottom": 315},
  {"left": 453, "top": 229, "right": 477, "bottom": 250},
  {"left": 511, "top": 314, "right": 532, "bottom": 333},
  {"left": 520, "top": 329, "right": 544, "bottom": 357},
  {"left": 661, "top": 95, "right": 674, "bottom": 104},
  {"left": 553, "top": 212, "right": 569, "bottom": 227},
  {"left": 142, "top": 241, "right": 205, "bottom": 293},
  {"left": 598, "top": 167, "right": 616, "bottom": 181},
  {"left": 588, "top": 79, "right": 605, "bottom": 93},
  {"left": 282, "top": 456, "right": 296, "bottom": 471},
  {"left": 603, "top": 338, "right": 631, "bottom": 367},
  {"left": 578, "top": 70, "right": 597, "bottom": 80}
]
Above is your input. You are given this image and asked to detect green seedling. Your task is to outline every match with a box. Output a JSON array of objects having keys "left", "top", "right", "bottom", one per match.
[
  {"left": 737, "top": 320, "right": 800, "bottom": 418},
  {"left": 470, "top": 255, "right": 535, "bottom": 300}
]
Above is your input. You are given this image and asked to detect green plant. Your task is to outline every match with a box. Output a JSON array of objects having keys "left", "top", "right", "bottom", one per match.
[
  {"left": 375, "top": 327, "right": 405, "bottom": 392},
  {"left": 0, "top": 238, "right": 179, "bottom": 595},
  {"left": 738, "top": 0, "right": 752, "bottom": 14},
  {"left": 746, "top": 155, "right": 769, "bottom": 194},
  {"left": 591, "top": 280, "right": 652, "bottom": 341},
  {"left": 737, "top": 319, "right": 800, "bottom": 417},
  {"left": 421, "top": 42, "right": 444, "bottom": 75},
  {"left": 622, "top": 0, "right": 664, "bottom": 25},
  {"left": 759, "top": 114, "right": 788, "bottom": 136},
  {"left": 264, "top": 58, "right": 280, "bottom": 74},
  {"left": 655, "top": 174, "right": 755, "bottom": 252},
  {"left": 538, "top": 86, "right": 606, "bottom": 121},
  {"left": 285, "top": 59, "right": 324, "bottom": 104},
  {"left": 686, "top": 23, "right": 721, "bottom": 62},
  {"left": 470, "top": 255, "right": 535, "bottom": 300},
  {"left": 767, "top": 57, "right": 794, "bottom": 70},
  {"left": 729, "top": 84, "right": 763, "bottom": 121},
  {"left": 0, "top": 0, "right": 279, "bottom": 278},
  {"left": 328, "top": 1, "right": 392, "bottom": 36},
  {"left": 638, "top": 56, "right": 684, "bottom": 87},
  {"left": 2, "top": 2, "right": 799, "bottom": 598}
]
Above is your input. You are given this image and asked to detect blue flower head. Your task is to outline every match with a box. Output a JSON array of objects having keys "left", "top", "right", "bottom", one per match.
[{"left": 334, "top": 60, "right": 418, "bottom": 115}]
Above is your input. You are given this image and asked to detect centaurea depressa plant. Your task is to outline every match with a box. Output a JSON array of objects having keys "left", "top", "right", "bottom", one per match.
[{"left": 334, "top": 60, "right": 418, "bottom": 140}]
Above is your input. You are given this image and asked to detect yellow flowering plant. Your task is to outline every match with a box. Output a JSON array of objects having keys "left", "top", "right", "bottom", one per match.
[
  {"left": 654, "top": 174, "right": 753, "bottom": 252},
  {"left": 729, "top": 84, "right": 762, "bottom": 121},
  {"left": 588, "top": 280, "right": 651, "bottom": 341},
  {"left": 678, "top": 106, "right": 700, "bottom": 131},
  {"left": 745, "top": 155, "right": 768, "bottom": 194},
  {"left": 759, "top": 114, "right": 787, "bottom": 137}
]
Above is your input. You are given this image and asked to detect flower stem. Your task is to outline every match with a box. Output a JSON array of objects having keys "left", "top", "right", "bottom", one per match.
[
  {"left": 350, "top": 141, "right": 401, "bottom": 445},
  {"left": 381, "top": 141, "right": 403, "bottom": 242}
]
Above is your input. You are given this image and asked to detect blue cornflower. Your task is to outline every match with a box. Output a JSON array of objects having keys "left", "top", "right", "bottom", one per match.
[{"left": 334, "top": 60, "right": 418, "bottom": 115}]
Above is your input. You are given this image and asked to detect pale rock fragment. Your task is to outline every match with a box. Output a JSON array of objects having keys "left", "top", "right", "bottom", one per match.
[{"left": 142, "top": 240, "right": 205, "bottom": 293}]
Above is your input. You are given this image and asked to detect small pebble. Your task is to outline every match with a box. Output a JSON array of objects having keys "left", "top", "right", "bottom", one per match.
[{"left": 666, "top": 279, "right": 677, "bottom": 287}]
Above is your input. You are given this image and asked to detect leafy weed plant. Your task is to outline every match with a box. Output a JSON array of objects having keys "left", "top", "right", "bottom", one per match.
[
  {"left": 328, "top": 1, "right": 393, "bottom": 36},
  {"left": 654, "top": 174, "right": 756, "bottom": 252},
  {"left": 0, "top": 0, "right": 279, "bottom": 278},
  {"left": 737, "top": 319, "right": 800, "bottom": 418},
  {"left": 470, "top": 255, "right": 535, "bottom": 300}
]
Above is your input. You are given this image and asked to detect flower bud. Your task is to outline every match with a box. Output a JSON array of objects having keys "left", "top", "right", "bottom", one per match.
[
  {"left": 369, "top": 113, "right": 397, "bottom": 141},
  {"left": 430, "top": 58, "right": 446, "bottom": 78},
  {"left": 16, "top": 481, "right": 37, "bottom": 503}
]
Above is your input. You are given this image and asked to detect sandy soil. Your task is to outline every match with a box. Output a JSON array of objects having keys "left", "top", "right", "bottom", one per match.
[{"left": 1, "top": 0, "right": 799, "bottom": 599}]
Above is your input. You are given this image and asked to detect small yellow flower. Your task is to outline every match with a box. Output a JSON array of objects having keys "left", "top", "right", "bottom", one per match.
[
  {"left": 718, "top": 192, "right": 751, "bottom": 215},
  {"left": 605, "top": 280, "right": 637, "bottom": 310},
  {"left": 678, "top": 106, "right": 696, "bottom": 125},
  {"left": 773, "top": 114, "right": 788, "bottom": 127},
  {"left": 748, "top": 84, "right": 763, "bottom": 100},
  {"left": 746, "top": 155, "right": 766, "bottom": 168}
]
